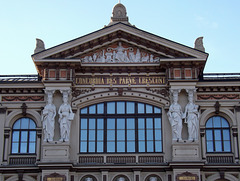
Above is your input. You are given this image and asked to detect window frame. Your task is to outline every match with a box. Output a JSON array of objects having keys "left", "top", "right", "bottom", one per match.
[
  {"left": 11, "top": 117, "right": 37, "bottom": 155},
  {"left": 79, "top": 101, "right": 162, "bottom": 154},
  {"left": 205, "top": 116, "right": 232, "bottom": 153}
]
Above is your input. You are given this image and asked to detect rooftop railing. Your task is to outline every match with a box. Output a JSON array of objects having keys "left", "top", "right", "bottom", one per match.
[
  {"left": 0, "top": 74, "right": 41, "bottom": 82},
  {"left": 201, "top": 73, "right": 240, "bottom": 81}
]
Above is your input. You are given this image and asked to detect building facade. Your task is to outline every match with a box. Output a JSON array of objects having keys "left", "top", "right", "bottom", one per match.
[{"left": 0, "top": 3, "right": 240, "bottom": 181}]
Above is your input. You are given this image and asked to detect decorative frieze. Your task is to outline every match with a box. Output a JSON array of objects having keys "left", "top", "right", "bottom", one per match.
[
  {"left": 197, "top": 94, "right": 240, "bottom": 100},
  {"left": 2, "top": 96, "right": 44, "bottom": 102}
]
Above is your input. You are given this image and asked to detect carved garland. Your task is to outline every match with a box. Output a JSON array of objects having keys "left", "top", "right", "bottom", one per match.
[
  {"left": 197, "top": 94, "right": 240, "bottom": 100},
  {"left": 2, "top": 96, "right": 44, "bottom": 102}
]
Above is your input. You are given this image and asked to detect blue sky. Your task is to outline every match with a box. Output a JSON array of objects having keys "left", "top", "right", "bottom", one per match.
[{"left": 0, "top": 0, "right": 239, "bottom": 75}]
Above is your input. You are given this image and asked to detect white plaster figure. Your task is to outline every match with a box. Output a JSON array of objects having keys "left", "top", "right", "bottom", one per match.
[
  {"left": 135, "top": 49, "right": 141, "bottom": 62},
  {"left": 42, "top": 90, "right": 56, "bottom": 142},
  {"left": 85, "top": 177, "right": 93, "bottom": 181},
  {"left": 167, "top": 90, "right": 183, "bottom": 141},
  {"left": 149, "top": 177, "right": 157, "bottom": 181},
  {"left": 58, "top": 91, "right": 74, "bottom": 142},
  {"left": 183, "top": 90, "right": 200, "bottom": 141},
  {"left": 118, "top": 177, "right": 125, "bottom": 181},
  {"left": 115, "top": 42, "right": 126, "bottom": 61}
]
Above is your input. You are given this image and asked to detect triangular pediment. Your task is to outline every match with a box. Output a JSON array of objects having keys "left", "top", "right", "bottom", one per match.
[{"left": 32, "top": 23, "right": 208, "bottom": 63}]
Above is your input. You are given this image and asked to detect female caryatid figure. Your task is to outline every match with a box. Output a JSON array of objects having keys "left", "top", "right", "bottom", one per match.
[
  {"left": 42, "top": 91, "right": 56, "bottom": 142},
  {"left": 183, "top": 90, "right": 200, "bottom": 141},
  {"left": 167, "top": 90, "right": 183, "bottom": 141},
  {"left": 58, "top": 92, "right": 74, "bottom": 142}
]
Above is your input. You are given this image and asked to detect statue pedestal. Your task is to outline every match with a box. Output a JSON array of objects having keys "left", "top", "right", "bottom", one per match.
[
  {"left": 172, "top": 140, "right": 200, "bottom": 161},
  {"left": 42, "top": 141, "right": 70, "bottom": 162}
]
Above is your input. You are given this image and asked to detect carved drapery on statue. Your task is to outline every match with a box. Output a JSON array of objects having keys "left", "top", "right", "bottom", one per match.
[
  {"left": 167, "top": 89, "right": 183, "bottom": 141},
  {"left": 42, "top": 90, "right": 56, "bottom": 142},
  {"left": 80, "top": 42, "right": 160, "bottom": 63},
  {"left": 58, "top": 90, "right": 75, "bottom": 142},
  {"left": 183, "top": 89, "right": 200, "bottom": 141}
]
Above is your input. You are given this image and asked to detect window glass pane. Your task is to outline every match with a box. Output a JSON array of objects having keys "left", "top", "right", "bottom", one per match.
[
  {"left": 127, "top": 118, "right": 135, "bottom": 129},
  {"left": 147, "top": 141, "right": 154, "bottom": 152},
  {"left": 97, "top": 130, "right": 104, "bottom": 141},
  {"left": 12, "top": 131, "right": 20, "bottom": 142},
  {"left": 154, "top": 118, "right": 161, "bottom": 128},
  {"left": 89, "top": 130, "right": 95, "bottom": 141},
  {"left": 21, "top": 118, "right": 29, "bottom": 129},
  {"left": 107, "top": 119, "right": 115, "bottom": 129},
  {"left": 97, "top": 119, "right": 104, "bottom": 129},
  {"left": 29, "top": 143, "right": 36, "bottom": 153},
  {"left": 89, "top": 119, "right": 95, "bottom": 129},
  {"left": 117, "top": 118, "right": 125, "bottom": 129},
  {"left": 127, "top": 102, "right": 135, "bottom": 114},
  {"left": 107, "top": 102, "right": 115, "bottom": 114},
  {"left": 139, "top": 141, "right": 145, "bottom": 152},
  {"left": 117, "top": 142, "right": 125, "bottom": 152},
  {"left": 146, "top": 105, "right": 153, "bottom": 113},
  {"left": 206, "top": 130, "right": 213, "bottom": 140},
  {"left": 223, "top": 130, "right": 230, "bottom": 140},
  {"left": 89, "top": 105, "right": 96, "bottom": 114},
  {"left": 107, "top": 142, "right": 115, "bottom": 152},
  {"left": 89, "top": 142, "right": 95, "bottom": 152},
  {"left": 97, "top": 103, "right": 104, "bottom": 114},
  {"left": 213, "top": 116, "right": 221, "bottom": 128},
  {"left": 214, "top": 130, "right": 221, "bottom": 141},
  {"left": 127, "top": 130, "right": 135, "bottom": 141},
  {"left": 81, "top": 107, "right": 87, "bottom": 114},
  {"left": 206, "top": 118, "right": 213, "bottom": 128},
  {"left": 155, "top": 130, "right": 161, "bottom": 140},
  {"left": 117, "top": 130, "right": 125, "bottom": 140},
  {"left": 21, "top": 131, "right": 28, "bottom": 141},
  {"left": 29, "top": 120, "right": 36, "bottom": 129},
  {"left": 127, "top": 141, "right": 135, "bottom": 152},
  {"left": 80, "top": 142, "right": 87, "bottom": 152},
  {"left": 155, "top": 141, "right": 162, "bottom": 152},
  {"left": 81, "top": 119, "right": 87, "bottom": 129},
  {"left": 221, "top": 118, "right": 229, "bottom": 128},
  {"left": 12, "top": 143, "right": 19, "bottom": 153},
  {"left": 215, "top": 141, "right": 222, "bottom": 151},
  {"left": 154, "top": 107, "right": 161, "bottom": 113},
  {"left": 81, "top": 130, "right": 87, "bottom": 140},
  {"left": 97, "top": 142, "right": 103, "bottom": 152},
  {"left": 224, "top": 141, "right": 231, "bottom": 152},
  {"left": 138, "top": 103, "right": 144, "bottom": 113},
  {"left": 146, "top": 118, "right": 153, "bottom": 129},
  {"left": 20, "top": 143, "right": 27, "bottom": 153},
  {"left": 117, "top": 102, "right": 125, "bottom": 114},
  {"left": 107, "top": 130, "right": 115, "bottom": 141},
  {"left": 147, "top": 129, "right": 153, "bottom": 140},
  {"left": 206, "top": 141, "right": 214, "bottom": 152},
  {"left": 138, "top": 130, "right": 145, "bottom": 140},
  {"left": 13, "top": 120, "right": 21, "bottom": 129},
  {"left": 29, "top": 131, "right": 36, "bottom": 141},
  {"left": 138, "top": 118, "right": 145, "bottom": 129}
]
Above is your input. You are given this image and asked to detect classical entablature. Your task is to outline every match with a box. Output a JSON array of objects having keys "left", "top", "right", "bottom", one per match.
[{"left": 32, "top": 22, "right": 208, "bottom": 81}]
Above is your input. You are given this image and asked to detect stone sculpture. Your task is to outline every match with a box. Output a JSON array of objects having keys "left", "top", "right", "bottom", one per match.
[
  {"left": 42, "top": 90, "right": 56, "bottom": 142},
  {"left": 194, "top": 37, "right": 205, "bottom": 52},
  {"left": 34, "top": 38, "right": 45, "bottom": 54},
  {"left": 85, "top": 178, "right": 93, "bottom": 181},
  {"left": 167, "top": 89, "right": 183, "bottom": 141},
  {"left": 58, "top": 90, "right": 74, "bottom": 142},
  {"left": 183, "top": 89, "right": 200, "bottom": 141},
  {"left": 118, "top": 177, "right": 125, "bottom": 181},
  {"left": 149, "top": 177, "right": 157, "bottom": 181}
]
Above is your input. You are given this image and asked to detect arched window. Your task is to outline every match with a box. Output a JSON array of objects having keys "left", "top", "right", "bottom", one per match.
[
  {"left": 80, "top": 101, "right": 162, "bottom": 153},
  {"left": 205, "top": 116, "right": 231, "bottom": 152},
  {"left": 11, "top": 118, "right": 37, "bottom": 154}
]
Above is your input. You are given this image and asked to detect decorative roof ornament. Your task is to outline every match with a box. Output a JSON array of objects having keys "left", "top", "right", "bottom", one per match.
[
  {"left": 108, "top": 2, "right": 131, "bottom": 26},
  {"left": 34, "top": 38, "right": 45, "bottom": 54},
  {"left": 194, "top": 37, "right": 205, "bottom": 52}
]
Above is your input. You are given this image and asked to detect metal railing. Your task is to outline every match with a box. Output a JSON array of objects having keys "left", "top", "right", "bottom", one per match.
[
  {"left": 202, "top": 73, "right": 240, "bottom": 81},
  {"left": 0, "top": 74, "right": 41, "bottom": 82}
]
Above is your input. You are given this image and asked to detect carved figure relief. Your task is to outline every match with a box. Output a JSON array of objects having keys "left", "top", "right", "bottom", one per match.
[
  {"left": 81, "top": 42, "right": 160, "bottom": 63},
  {"left": 183, "top": 89, "right": 200, "bottom": 141},
  {"left": 167, "top": 89, "right": 183, "bottom": 141},
  {"left": 42, "top": 90, "right": 56, "bottom": 142},
  {"left": 58, "top": 90, "right": 75, "bottom": 142}
]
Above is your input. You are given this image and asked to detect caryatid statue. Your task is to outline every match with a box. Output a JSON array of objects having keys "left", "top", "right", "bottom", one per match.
[
  {"left": 42, "top": 90, "right": 56, "bottom": 142},
  {"left": 183, "top": 89, "right": 200, "bottom": 141},
  {"left": 58, "top": 90, "right": 75, "bottom": 142},
  {"left": 167, "top": 89, "right": 183, "bottom": 141}
]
